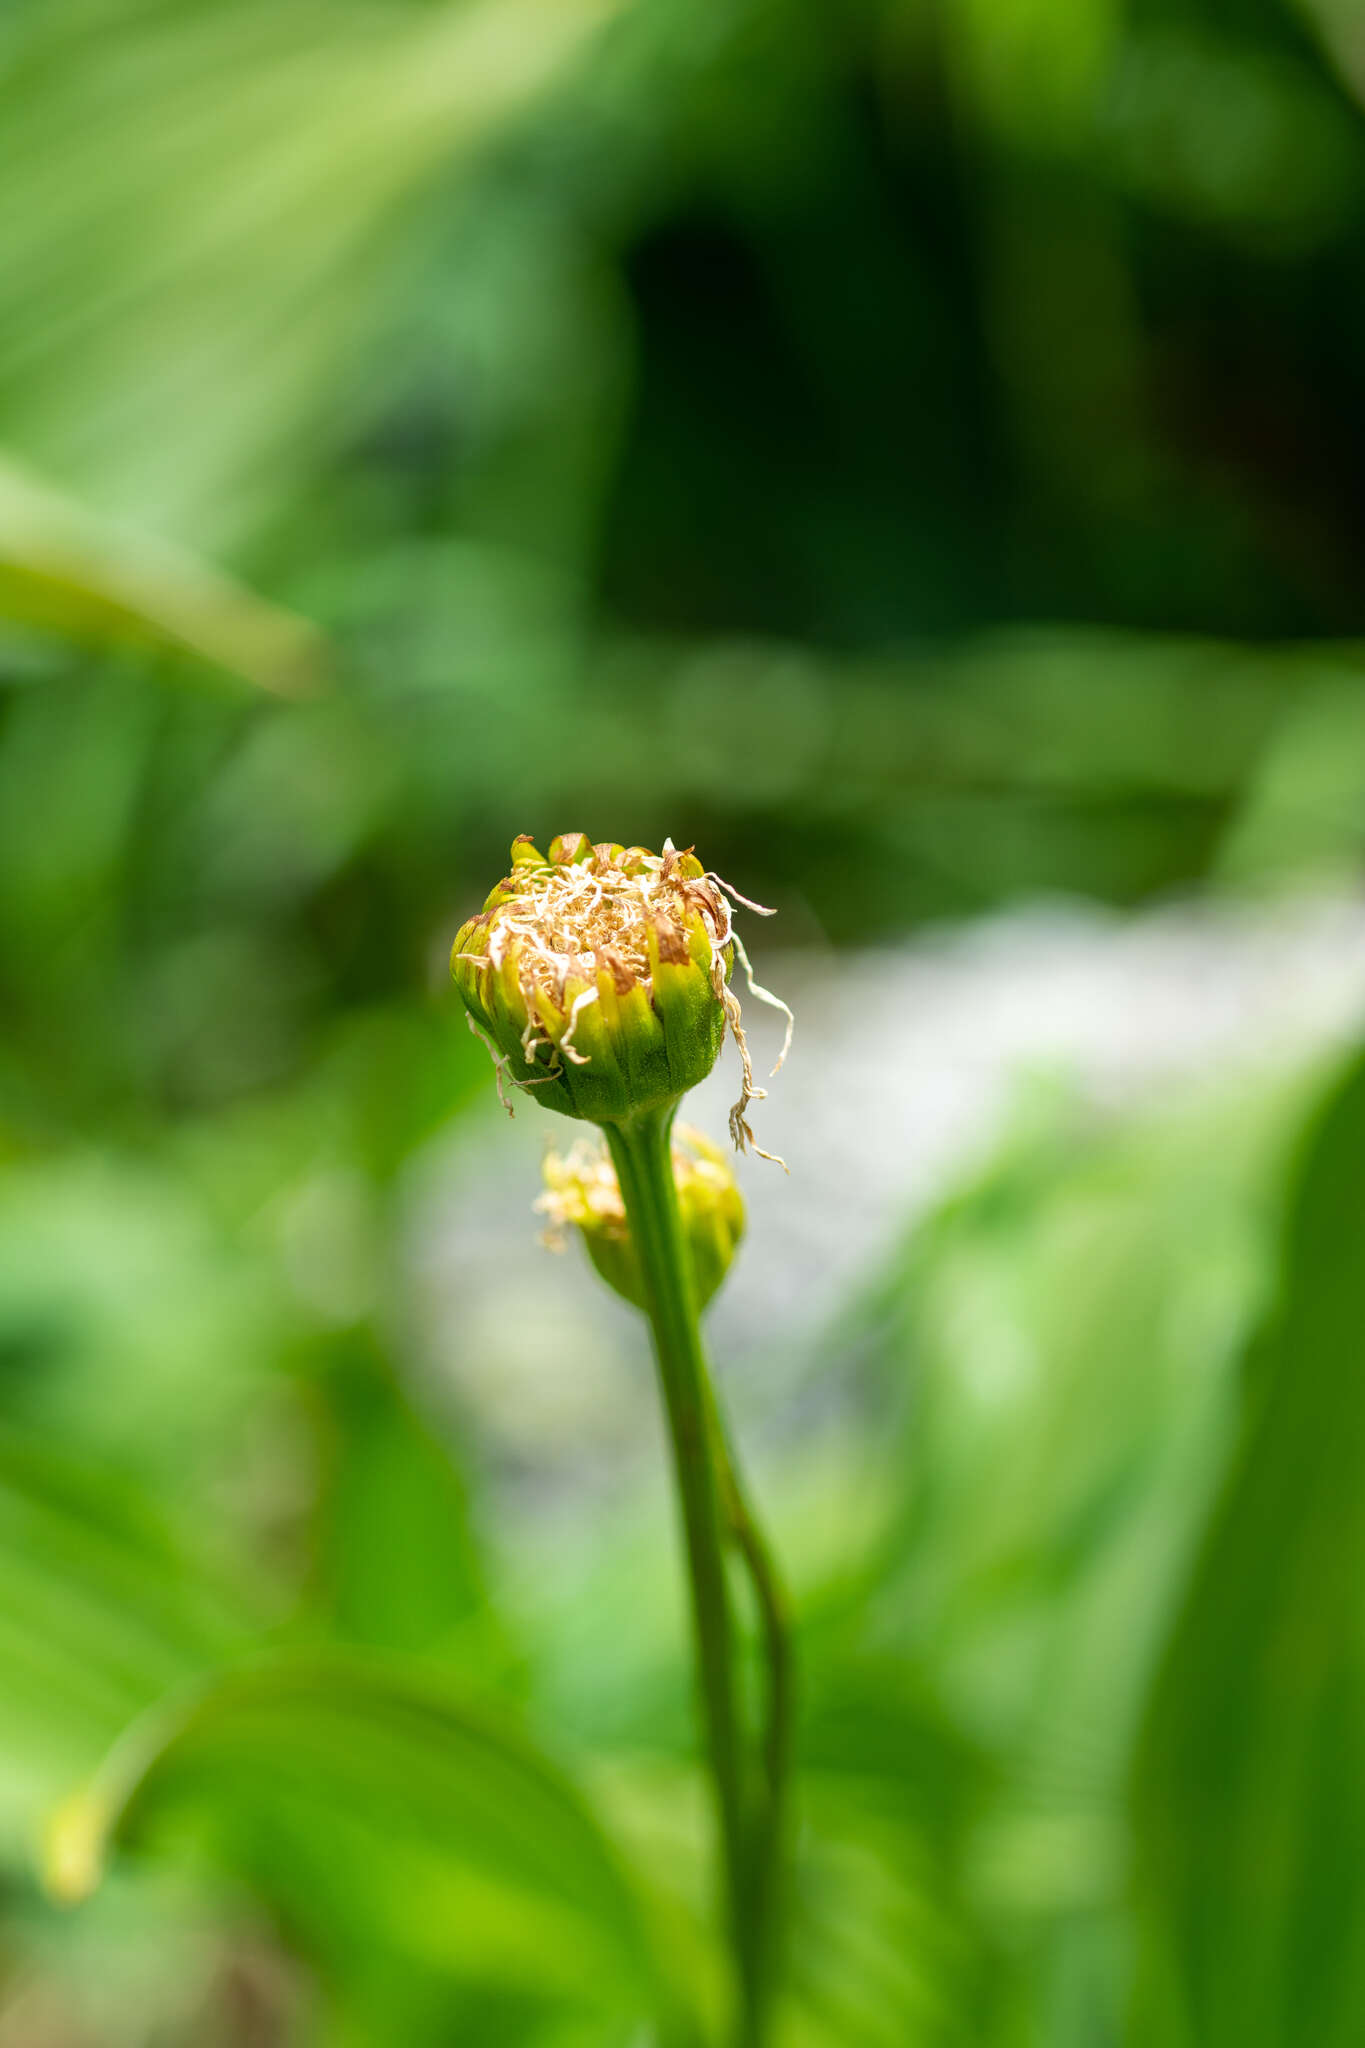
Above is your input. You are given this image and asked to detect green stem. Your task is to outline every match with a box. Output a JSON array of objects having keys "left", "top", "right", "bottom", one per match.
[
  {"left": 708, "top": 1398, "right": 793, "bottom": 2016},
  {"left": 604, "top": 1106, "right": 762, "bottom": 2046}
]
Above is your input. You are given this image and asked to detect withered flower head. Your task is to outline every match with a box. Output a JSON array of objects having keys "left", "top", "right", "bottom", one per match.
[
  {"left": 450, "top": 833, "right": 790, "bottom": 1152},
  {"left": 537, "top": 1125, "right": 745, "bottom": 1311}
]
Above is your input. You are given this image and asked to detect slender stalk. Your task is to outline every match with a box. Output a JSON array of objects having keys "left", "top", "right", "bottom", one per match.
[
  {"left": 604, "top": 1106, "right": 763, "bottom": 2046},
  {"left": 708, "top": 1400, "right": 793, "bottom": 2014}
]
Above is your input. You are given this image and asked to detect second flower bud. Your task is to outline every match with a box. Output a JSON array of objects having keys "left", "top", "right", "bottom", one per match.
[{"left": 538, "top": 1125, "right": 745, "bottom": 1313}]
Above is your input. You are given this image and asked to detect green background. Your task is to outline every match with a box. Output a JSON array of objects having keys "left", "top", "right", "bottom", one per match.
[{"left": 3, "top": 0, "right": 1365, "bottom": 2041}]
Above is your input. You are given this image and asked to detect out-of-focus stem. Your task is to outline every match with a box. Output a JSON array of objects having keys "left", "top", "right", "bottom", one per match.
[{"left": 708, "top": 1395, "right": 793, "bottom": 2013}]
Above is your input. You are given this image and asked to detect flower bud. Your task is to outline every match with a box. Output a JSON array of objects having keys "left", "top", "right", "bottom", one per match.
[
  {"left": 450, "top": 835, "right": 724, "bottom": 1122},
  {"left": 537, "top": 1126, "right": 745, "bottom": 1311},
  {"left": 451, "top": 833, "right": 792, "bottom": 1154}
]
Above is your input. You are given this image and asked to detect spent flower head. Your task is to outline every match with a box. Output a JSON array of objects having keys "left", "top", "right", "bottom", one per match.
[
  {"left": 450, "top": 833, "right": 791, "bottom": 1155},
  {"left": 537, "top": 1125, "right": 745, "bottom": 1311}
]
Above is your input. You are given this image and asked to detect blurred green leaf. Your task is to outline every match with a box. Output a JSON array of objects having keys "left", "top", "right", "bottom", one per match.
[
  {"left": 1131, "top": 1043, "right": 1365, "bottom": 2048},
  {"left": 783, "top": 1798, "right": 991, "bottom": 2048},
  {"left": 0, "top": 0, "right": 623, "bottom": 551},
  {"left": 0, "top": 452, "right": 323, "bottom": 692},
  {"left": 49, "top": 1651, "right": 682, "bottom": 2044},
  {"left": 313, "top": 1330, "right": 501, "bottom": 1661},
  {"left": 768, "top": 1068, "right": 1319, "bottom": 2045},
  {"left": 0, "top": 1425, "right": 253, "bottom": 1847}
]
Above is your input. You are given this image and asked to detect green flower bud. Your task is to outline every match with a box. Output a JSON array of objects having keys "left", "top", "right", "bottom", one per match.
[
  {"left": 538, "top": 1126, "right": 745, "bottom": 1311},
  {"left": 452, "top": 833, "right": 793, "bottom": 1147}
]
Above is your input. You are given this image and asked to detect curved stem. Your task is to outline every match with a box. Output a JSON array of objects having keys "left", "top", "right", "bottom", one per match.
[
  {"left": 708, "top": 1397, "right": 793, "bottom": 2011},
  {"left": 604, "top": 1106, "right": 762, "bottom": 2046}
]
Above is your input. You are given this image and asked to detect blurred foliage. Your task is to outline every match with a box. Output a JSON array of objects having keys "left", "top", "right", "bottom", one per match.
[
  {"left": 1132, "top": 1050, "right": 1365, "bottom": 2048},
  {"left": 3, "top": 0, "right": 1365, "bottom": 2040}
]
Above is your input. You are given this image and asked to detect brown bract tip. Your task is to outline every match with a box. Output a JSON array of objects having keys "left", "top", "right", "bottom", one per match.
[
  {"left": 652, "top": 915, "right": 688, "bottom": 965},
  {"left": 595, "top": 947, "right": 635, "bottom": 995}
]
